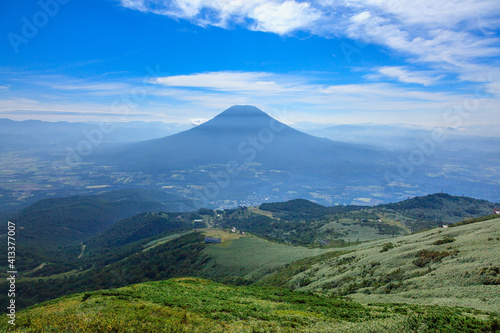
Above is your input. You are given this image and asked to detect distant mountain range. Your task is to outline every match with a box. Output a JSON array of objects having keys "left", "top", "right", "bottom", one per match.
[{"left": 0, "top": 118, "right": 189, "bottom": 153}]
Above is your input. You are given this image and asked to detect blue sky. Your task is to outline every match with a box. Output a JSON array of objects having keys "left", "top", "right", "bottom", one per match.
[{"left": 1, "top": 0, "right": 499, "bottom": 134}]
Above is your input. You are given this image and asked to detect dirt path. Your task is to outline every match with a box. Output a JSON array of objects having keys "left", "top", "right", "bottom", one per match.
[{"left": 78, "top": 243, "right": 86, "bottom": 259}]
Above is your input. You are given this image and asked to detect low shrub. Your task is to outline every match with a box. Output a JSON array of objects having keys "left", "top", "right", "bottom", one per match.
[
  {"left": 380, "top": 242, "right": 395, "bottom": 252},
  {"left": 433, "top": 237, "right": 455, "bottom": 245},
  {"left": 413, "top": 249, "right": 453, "bottom": 267}
]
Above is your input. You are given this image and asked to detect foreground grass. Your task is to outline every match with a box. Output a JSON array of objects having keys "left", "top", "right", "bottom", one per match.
[{"left": 3, "top": 277, "right": 498, "bottom": 332}]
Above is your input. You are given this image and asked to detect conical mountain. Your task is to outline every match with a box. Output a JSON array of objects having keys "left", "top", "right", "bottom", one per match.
[{"left": 102, "top": 105, "right": 384, "bottom": 174}]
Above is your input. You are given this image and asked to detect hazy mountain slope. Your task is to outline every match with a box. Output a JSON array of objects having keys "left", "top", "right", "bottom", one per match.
[
  {"left": 0, "top": 118, "right": 187, "bottom": 152},
  {"left": 97, "top": 105, "right": 389, "bottom": 179},
  {"left": 264, "top": 218, "right": 500, "bottom": 313},
  {"left": 4, "top": 277, "right": 497, "bottom": 333}
]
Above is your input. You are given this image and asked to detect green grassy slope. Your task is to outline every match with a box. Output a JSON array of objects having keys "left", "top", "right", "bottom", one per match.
[
  {"left": 200, "top": 232, "right": 333, "bottom": 284},
  {"left": 0, "top": 229, "right": 341, "bottom": 311},
  {"left": 0, "top": 233, "right": 209, "bottom": 310},
  {"left": 3, "top": 277, "right": 498, "bottom": 333},
  {"left": 265, "top": 218, "right": 500, "bottom": 313}
]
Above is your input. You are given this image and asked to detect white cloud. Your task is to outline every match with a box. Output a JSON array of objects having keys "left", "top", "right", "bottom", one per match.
[
  {"left": 120, "top": 0, "right": 321, "bottom": 35},
  {"left": 3, "top": 70, "right": 500, "bottom": 128},
  {"left": 119, "top": 0, "right": 500, "bottom": 89},
  {"left": 51, "top": 83, "right": 132, "bottom": 92},
  {"left": 248, "top": 1, "right": 321, "bottom": 34},
  {"left": 152, "top": 71, "right": 302, "bottom": 93},
  {"left": 147, "top": 70, "right": 500, "bottom": 127},
  {"left": 189, "top": 118, "right": 209, "bottom": 126},
  {"left": 376, "top": 66, "right": 443, "bottom": 86}
]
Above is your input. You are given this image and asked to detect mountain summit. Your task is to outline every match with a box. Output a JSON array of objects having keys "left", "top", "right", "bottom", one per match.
[
  {"left": 210, "top": 105, "right": 271, "bottom": 118},
  {"left": 189, "top": 105, "right": 286, "bottom": 135}
]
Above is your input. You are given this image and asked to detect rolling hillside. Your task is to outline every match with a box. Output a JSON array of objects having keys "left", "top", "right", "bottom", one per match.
[
  {"left": 1, "top": 228, "right": 339, "bottom": 311},
  {"left": 3, "top": 277, "right": 498, "bottom": 333},
  {"left": 2, "top": 192, "right": 498, "bottom": 317},
  {"left": 3, "top": 191, "right": 496, "bottom": 275},
  {"left": 379, "top": 193, "right": 499, "bottom": 227},
  {"left": 263, "top": 217, "right": 500, "bottom": 314}
]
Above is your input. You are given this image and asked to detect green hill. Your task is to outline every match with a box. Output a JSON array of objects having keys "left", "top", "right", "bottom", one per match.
[
  {"left": 84, "top": 211, "right": 204, "bottom": 255},
  {"left": 3, "top": 232, "right": 208, "bottom": 310},
  {"left": 251, "top": 193, "right": 499, "bottom": 243},
  {"left": 3, "top": 277, "right": 497, "bottom": 333},
  {"left": 198, "top": 230, "right": 333, "bottom": 284},
  {"left": 222, "top": 204, "right": 407, "bottom": 246},
  {"left": 0, "top": 189, "right": 191, "bottom": 271},
  {"left": 379, "top": 193, "right": 499, "bottom": 229},
  {"left": 262, "top": 218, "right": 500, "bottom": 314},
  {"left": 2, "top": 192, "right": 499, "bottom": 320},
  {"left": 1, "top": 229, "right": 338, "bottom": 311},
  {"left": 2, "top": 189, "right": 189, "bottom": 249}
]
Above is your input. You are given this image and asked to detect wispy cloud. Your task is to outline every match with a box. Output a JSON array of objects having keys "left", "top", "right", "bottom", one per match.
[
  {"left": 119, "top": 0, "right": 321, "bottom": 35},
  {"left": 152, "top": 71, "right": 302, "bottom": 94},
  {"left": 372, "top": 67, "right": 444, "bottom": 86},
  {"left": 148, "top": 70, "right": 500, "bottom": 126},
  {"left": 119, "top": 0, "right": 500, "bottom": 90},
  {"left": 51, "top": 83, "right": 132, "bottom": 92},
  {"left": 2, "top": 70, "right": 499, "bottom": 128}
]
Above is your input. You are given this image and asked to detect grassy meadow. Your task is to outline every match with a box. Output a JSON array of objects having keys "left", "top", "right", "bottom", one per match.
[
  {"left": 278, "top": 218, "right": 500, "bottom": 313},
  {"left": 3, "top": 277, "right": 498, "bottom": 333},
  {"left": 199, "top": 230, "right": 332, "bottom": 283}
]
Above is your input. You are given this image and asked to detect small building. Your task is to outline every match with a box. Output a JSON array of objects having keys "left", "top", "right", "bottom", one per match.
[
  {"left": 204, "top": 237, "right": 221, "bottom": 244},
  {"left": 194, "top": 219, "right": 203, "bottom": 223}
]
